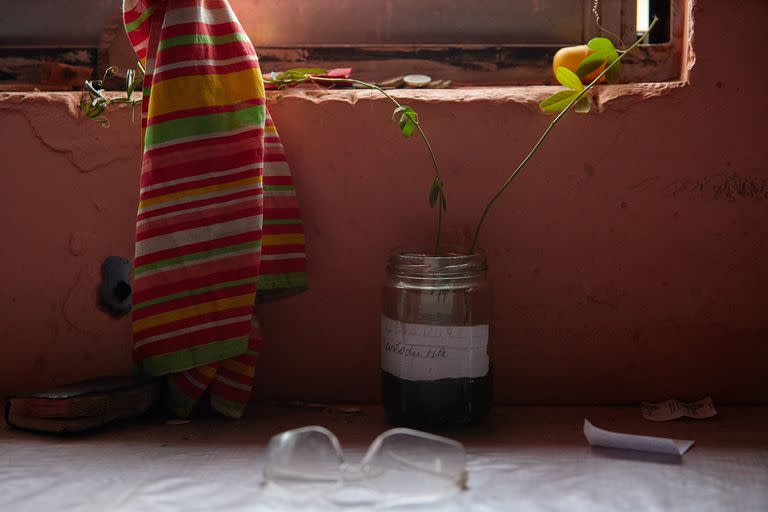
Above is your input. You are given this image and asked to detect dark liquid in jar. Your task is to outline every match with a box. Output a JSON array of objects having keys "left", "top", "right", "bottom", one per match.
[{"left": 382, "top": 370, "right": 492, "bottom": 426}]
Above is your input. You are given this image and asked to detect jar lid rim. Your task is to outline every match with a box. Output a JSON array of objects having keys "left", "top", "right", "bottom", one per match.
[{"left": 388, "top": 248, "right": 487, "bottom": 274}]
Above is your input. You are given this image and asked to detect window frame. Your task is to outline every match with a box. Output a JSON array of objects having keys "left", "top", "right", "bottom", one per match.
[
  {"left": 0, "top": 0, "right": 688, "bottom": 91},
  {"left": 252, "top": 0, "right": 686, "bottom": 85}
]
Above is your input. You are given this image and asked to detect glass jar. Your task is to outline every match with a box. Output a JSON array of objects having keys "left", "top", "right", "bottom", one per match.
[{"left": 381, "top": 249, "right": 492, "bottom": 426}]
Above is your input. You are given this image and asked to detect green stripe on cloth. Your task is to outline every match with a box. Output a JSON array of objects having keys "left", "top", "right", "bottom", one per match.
[
  {"left": 133, "top": 277, "right": 259, "bottom": 311},
  {"left": 125, "top": 5, "right": 155, "bottom": 32},
  {"left": 210, "top": 395, "right": 247, "bottom": 418},
  {"left": 134, "top": 240, "right": 262, "bottom": 275},
  {"left": 141, "top": 336, "right": 249, "bottom": 376},
  {"left": 145, "top": 104, "right": 266, "bottom": 148},
  {"left": 263, "top": 185, "right": 295, "bottom": 192},
  {"left": 158, "top": 32, "right": 250, "bottom": 51},
  {"left": 258, "top": 272, "right": 308, "bottom": 290}
]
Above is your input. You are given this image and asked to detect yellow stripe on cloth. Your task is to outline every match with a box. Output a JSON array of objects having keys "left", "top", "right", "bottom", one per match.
[
  {"left": 198, "top": 365, "right": 218, "bottom": 379},
  {"left": 221, "top": 359, "right": 256, "bottom": 378},
  {"left": 148, "top": 69, "right": 266, "bottom": 117},
  {"left": 139, "top": 176, "right": 262, "bottom": 210},
  {"left": 133, "top": 294, "right": 256, "bottom": 332}
]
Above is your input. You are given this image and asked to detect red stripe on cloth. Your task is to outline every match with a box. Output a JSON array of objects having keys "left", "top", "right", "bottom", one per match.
[
  {"left": 261, "top": 243, "right": 305, "bottom": 255},
  {"left": 135, "top": 229, "right": 262, "bottom": 267},
  {"left": 262, "top": 207, "right": 301, "bottom": 218},
  {"left": 138, "top": 189, "right": 258, "bottom": 222},
  {"left": 156, "top": 41, "right": 256, "bottom": 69},
  {"left": 133, "top": 266, "right": 261, "bottom": 305},
  {"left": 262, "top": 223, "right": 304, "bottom": 236},
  {"left": 135, "top": 319, "right": 251, "bottom": 360},
  {"left": 264, "top": 153, "right": 287, "bottom": 163},
  {"left": 210, "top": 379, "right": 252, "bottom": 404},
  {"left": 259, "top": 259, "right": 306, "bottom": 274},
  {"left": 136, "top": 207, "right": 262, "bottom": 243},
  {"left": 262, "top": 194, "right": 302, "bottom": 207},
  {"left": 133, "top": 253, "right": 261, "bottom": 294},
  {"left": 141, "top": 148, "right": 261, "bottom": 186},
  {"left": 134, "top": 305, "right": 254, "bottom": 344},
  {"left": 231, "top": 352, "right": 259, "bottom": 366},
  {"left": 141, "top": 168, "right": 262, "bottom": 200},
  {"left": 217, "top": 366, "right": 254, "bottom": 386},
  {"left": 133, "top": 282, "right": 257, "bottom": 321},
  {"left": 189, "top": 365, "right": 218, "bottom": 386},
  {"left": 160, "top": 21, "right": 242, "bottom": 39},
  {"left": 137, "top": 198, "right": 262, "bottom": 236},
  {"left": 166, "top": 0, "right": 230, "bottom": 8},
  {"left": 123, "top": 0, "right": 151, "bottom": 23},
  {"left": 147, "top": 97, "right": 265, "bottom": 127},
  {"left": 171, "top": 372, "right": 206, "bottom": 400},
  {"left": 153, "top": 58, "right": 261, "bottom": 84},
  {"left": 128, "top": 23, "right": 151, "bottom": 47},
  {"left": 143, "top": 127, "right": 263, "bottom": 158},
  {"left": 142, "top": 137, "right": 260, "bottom": 171}
]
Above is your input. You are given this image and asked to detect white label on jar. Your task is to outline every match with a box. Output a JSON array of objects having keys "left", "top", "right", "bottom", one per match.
[{"left": 381, "top": 315, "right": 489, "bottom": 381}]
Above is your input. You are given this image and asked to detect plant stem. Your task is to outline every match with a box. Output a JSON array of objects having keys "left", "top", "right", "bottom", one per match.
[
  {"left": 467, "top": 17, "right": 658, "bottom": 254},
  {"left": 302, "top": 76, "right": 444, "bottom": 254}
]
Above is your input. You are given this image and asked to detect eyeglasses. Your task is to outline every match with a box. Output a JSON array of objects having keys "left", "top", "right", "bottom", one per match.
[{"left": 263, "top": 426, "right": 467, "bottom": 507}]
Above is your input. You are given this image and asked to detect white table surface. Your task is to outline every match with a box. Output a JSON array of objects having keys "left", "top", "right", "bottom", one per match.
[{"left": 1, "top": 404, "right": 766, "bottom": 511}]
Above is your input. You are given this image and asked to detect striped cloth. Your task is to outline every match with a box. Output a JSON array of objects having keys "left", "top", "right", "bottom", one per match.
[{"left": 124, "top": 0, "right": 308, "bottom": 418}]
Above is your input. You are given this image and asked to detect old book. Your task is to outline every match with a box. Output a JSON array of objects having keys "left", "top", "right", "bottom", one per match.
[{"left": 4, "top": 376, "right": 159, "bottom": 434}]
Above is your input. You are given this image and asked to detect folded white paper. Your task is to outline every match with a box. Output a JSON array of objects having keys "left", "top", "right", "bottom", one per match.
[
  {"left": 641, "top": 397, "right": 717, "bottom": 422},
  {"left": 584, "top": 419, "right": 694, "bottom": 455}
]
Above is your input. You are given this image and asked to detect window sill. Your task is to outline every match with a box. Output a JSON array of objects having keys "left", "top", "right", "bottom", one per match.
[
  {"left": 267, "top": 81, "right": 689, "bottom": 111},
  {"left": 0, "top": 81, "right": 688, "bottom": 113}
]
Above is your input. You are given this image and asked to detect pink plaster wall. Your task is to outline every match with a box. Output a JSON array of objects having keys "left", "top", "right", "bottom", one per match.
[{"left": 1, "top": 0, "right": 766, "bottom": 403}]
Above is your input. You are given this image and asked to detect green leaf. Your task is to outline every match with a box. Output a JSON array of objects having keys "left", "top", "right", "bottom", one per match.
[
  {"left": 574, "top": 94, "right": 590, "bottom": 113},
  {"left": 587, "top": 37, "right": 616, "bottom": 52},
  {"left": 555, "top": 67, "right": 584, "bottom": 91},
  {"left": 400, "top": 115, "right": 416, "bottom": 137},
  {"left": 429, "top": 178, "right": 441, "bottom": 208},
  {"left": 576, "top": 51, "right": 609, "bottom": 78},
  {"left": 282, "top": 68, "right": 328, "bottom": 75},
  {"left": 440, "top": 190, "right": 447, "bottom": 212},
  {"left": 274, "top": 72, "right": 306, "bottom": 82},
  {"left": 271, "top": 68, "right": 328, "bottom": 84},
  {"left": 392, "top": 105, "right": 412, "bottom": 120},
  {"left": 79, "top": 97, "right": 91, "bottom": 116},
  {"left": 394, "top": 106, "right": 418, "bottom": 138},
  {"left": 539, "top": 90, "right": 581, "bottom": 113}
]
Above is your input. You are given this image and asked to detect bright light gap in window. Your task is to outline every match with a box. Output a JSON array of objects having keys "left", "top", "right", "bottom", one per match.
[{"left": 637, "top": 0, "right": 650, "bottom": 33}]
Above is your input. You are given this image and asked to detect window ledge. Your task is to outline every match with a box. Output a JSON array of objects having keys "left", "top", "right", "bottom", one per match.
[
  {"left": 267, "top": 81, "right": 689, "bottom": 111},
  {"left": 0, "top": 81, "right": 688, "bottom": 113}
]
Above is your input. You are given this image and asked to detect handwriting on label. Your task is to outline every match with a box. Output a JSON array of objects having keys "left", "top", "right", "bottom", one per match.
[
  {"left": 381, "top": 316, "right": 489, "bottom": 381},
  {"left": 383, "top": 342, "right": 448, "bottom": 360}
]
